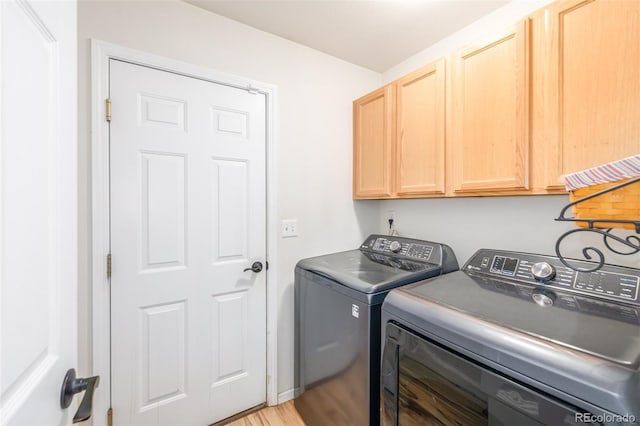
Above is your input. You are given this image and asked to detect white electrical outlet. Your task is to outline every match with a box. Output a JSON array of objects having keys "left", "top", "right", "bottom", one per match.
[
  {"left": 387, "top": 210, "right": 396, "bottom": 221},
  {"left": 281, "top": 219, "right": 298, "bottom": 238}
]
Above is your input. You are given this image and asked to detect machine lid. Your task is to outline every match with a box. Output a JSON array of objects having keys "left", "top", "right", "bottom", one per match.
[
  {"left": 392, "top": 267, "right": 640, "bottom": 367},
  {"left": 296, "top": 249, "right": 443, "bottom": 294}
]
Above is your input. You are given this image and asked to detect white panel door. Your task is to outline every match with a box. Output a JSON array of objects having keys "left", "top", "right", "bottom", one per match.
[
  {"left": 110, "top": 60, "right": 267, "bottom": 425},
  {"left": 0, "top": 1, "right": 77, "bottom": 425}
]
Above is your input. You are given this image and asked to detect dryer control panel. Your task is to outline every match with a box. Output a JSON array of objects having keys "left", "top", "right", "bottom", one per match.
[{"left": 465, "top": 249, "right": 640, "bottom": 305}]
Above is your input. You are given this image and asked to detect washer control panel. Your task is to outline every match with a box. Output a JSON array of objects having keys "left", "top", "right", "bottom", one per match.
[
  {"left": 465, "top": 249, "right": 640, "bottom": 305},
  {"left": 361, "top": 236, "right": 435, "bottom": 262}
]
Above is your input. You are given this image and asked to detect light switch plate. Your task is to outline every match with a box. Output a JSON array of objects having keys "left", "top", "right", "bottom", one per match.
[{"left": 281, "top": 219, "right": 298, "bottom": 238}]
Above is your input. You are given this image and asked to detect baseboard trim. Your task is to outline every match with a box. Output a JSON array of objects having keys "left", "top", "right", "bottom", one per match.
[{"left": 277, "top": 388, "right": 297, "bottom": 404}]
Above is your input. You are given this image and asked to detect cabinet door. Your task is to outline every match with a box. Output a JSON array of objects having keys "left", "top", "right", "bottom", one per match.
[
  {"left": 353, "top": 85, "right": 395, "bottom": 199},
  {"left": 395, "top": 60, "right": 446, "bottom": 196},
  {"left": 544, "top": 0, "right": 640, "bottom": 189},
  {"left": 450, "top": 20, "right": 530, "bottom": 193}
]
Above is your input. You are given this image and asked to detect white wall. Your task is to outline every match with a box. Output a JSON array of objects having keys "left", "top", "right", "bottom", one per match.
[
  {"left": 77, "top": 0, "right": 381, "bottom": 398},
  {"left": 379, "top": 195, "right": 640, "bottom": 271},
  {"left": 378, "top": 0, "right": 640, "bottom": 271}
]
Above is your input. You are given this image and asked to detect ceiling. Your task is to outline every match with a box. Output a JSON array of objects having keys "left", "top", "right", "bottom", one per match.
[{"left": 185, "top": 0, "right": 509, "bottom": 73}]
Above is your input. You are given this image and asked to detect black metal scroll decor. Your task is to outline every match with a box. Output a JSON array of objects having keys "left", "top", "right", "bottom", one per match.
[{"left": 554, "top": 176, "right": 640, "bottom": 273}]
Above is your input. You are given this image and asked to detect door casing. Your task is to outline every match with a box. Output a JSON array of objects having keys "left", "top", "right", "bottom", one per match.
[{"left": 90, "top": 39, "right": 279, "bottom": 426}]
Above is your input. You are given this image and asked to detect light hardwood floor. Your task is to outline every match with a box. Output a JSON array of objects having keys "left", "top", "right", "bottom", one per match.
[{"left": 225, "top": 401, "right": 306, "bottom": 426}]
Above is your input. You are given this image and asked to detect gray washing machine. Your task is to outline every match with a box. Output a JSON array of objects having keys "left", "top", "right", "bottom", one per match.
[
  {"left": 294, "top": 234, "right": 458, "bottom": 426},
  {"left": 382, "top": 249, "right": 640, "bottom": 425}
]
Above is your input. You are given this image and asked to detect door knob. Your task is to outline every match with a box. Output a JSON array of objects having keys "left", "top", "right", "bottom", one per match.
[
  {"left": 243, "top": 261, "right": 263, "bottom": 273},
  {"left": 60, "top": 368, "right": 100, "bottom": 423}
]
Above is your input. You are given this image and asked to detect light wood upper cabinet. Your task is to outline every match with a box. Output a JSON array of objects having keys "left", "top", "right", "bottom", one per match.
[
  {"left": 353, "top": 0, "right": 639, "bottom": 200},
  {"left": 395, "top": 60, "right": 446, "bottom": 196},
  {"left": 353, "top": 85, "right": 395, "bottom": 199},
  {"left": 544, "top": 0, "right": 640, "bottom": 189},
  {"left": 450, "top": 20, "right": 530, "bottom": 193}
]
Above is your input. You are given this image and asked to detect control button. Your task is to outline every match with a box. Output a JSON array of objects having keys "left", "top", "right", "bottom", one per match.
[
  {"left": 532, "top": 290, "right": 556, "bottom": 307},
  {"left": 389, "top": 241, "right": 402, "bottom": 253},
  {"left": 531, "top": 262, "right": 556, "bottom": 282}
]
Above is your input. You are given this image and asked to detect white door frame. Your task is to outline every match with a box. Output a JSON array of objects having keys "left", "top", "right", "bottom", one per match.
[{"left": 90, "top": 39, "right": 279, "bottom": 426}]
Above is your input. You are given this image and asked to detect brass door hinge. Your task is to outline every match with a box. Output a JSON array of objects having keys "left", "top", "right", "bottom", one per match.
[
  {"left": 106, "top": 98, "right": 112, "bottom": 122},
  {"left": 107, "top": 254, "right": 112, "bottom": 279},
  {"left": 107, "top": 407, "right": 113, "bottom": 426}
]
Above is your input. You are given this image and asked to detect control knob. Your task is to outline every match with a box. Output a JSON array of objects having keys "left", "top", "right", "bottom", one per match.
[
  {"left": 531, "top": 262, "right": 556, "bottom": 282},
  {"left": 532, "top": 290, "right": 556, "bottom": 307},
  {"left": 389, "top": 241, "right": 402, "bottom": 253}
]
